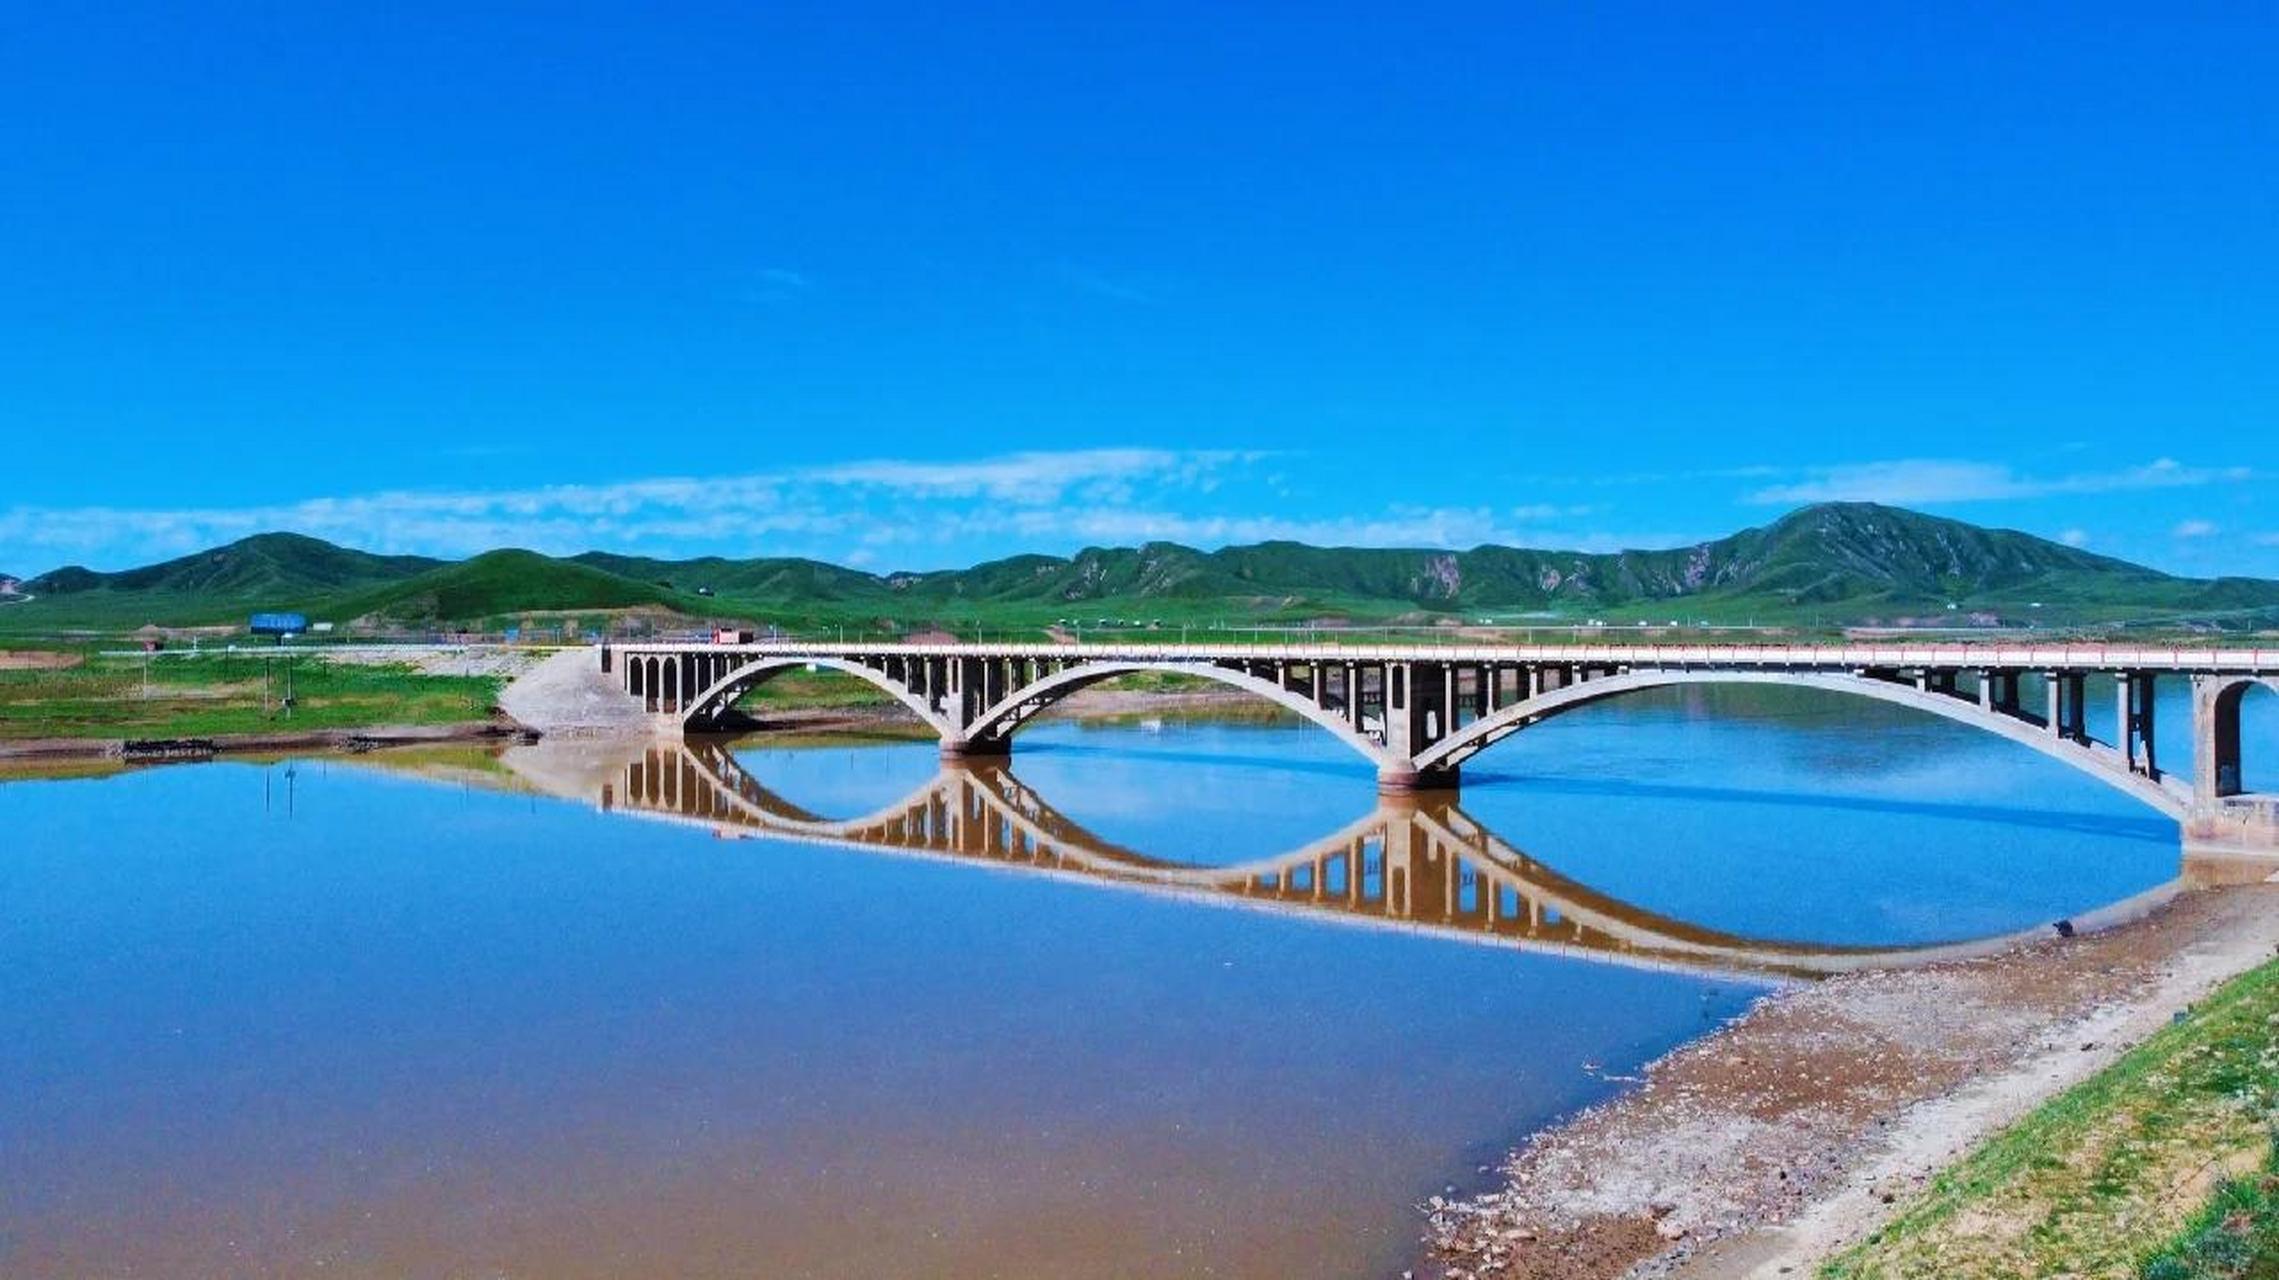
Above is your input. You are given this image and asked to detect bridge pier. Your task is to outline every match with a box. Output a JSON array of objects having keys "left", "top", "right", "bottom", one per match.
[
  {"left": 1378, "top": 762, "right": 1461, "bottom": 794},
  {"left": 940, "top": 735, "right": 1012, "bottom": 760},
  {"left": 2183, "top": 804, "right": 2279, "bottom": 862}
]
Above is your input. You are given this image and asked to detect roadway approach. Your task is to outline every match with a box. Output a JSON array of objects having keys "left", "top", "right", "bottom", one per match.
[{"left": 600, "top": 640, "right": 2279, "bottom": 860}]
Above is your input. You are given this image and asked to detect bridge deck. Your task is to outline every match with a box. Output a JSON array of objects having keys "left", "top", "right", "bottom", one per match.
[{"left": 612, "top": 640, "right": 2277, "bottom": 673}]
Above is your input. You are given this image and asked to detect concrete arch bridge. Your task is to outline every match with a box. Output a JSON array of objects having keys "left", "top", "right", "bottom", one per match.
[{"left": 602, "top": 641, "right": 2279, "bottom": 857}]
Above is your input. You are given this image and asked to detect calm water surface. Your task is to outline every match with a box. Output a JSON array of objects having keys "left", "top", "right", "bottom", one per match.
[{"left": 0, "top": 684, "right": 2242, "bottom": 1278}]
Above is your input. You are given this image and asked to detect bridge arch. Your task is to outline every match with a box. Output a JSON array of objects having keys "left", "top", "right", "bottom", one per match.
[
  {"left": 962, "top": 660, "right": 1397, "bottom": 769},
  {"left": 680, "top": 657, "right": 954, "bottom": 736},
  {"left": 1413, "top": 669, "right": 2191, "bottom": 819}
]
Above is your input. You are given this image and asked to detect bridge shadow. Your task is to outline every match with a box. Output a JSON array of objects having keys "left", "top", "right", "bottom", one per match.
[
  {"left": 1459, "top": 770, "right": 2178, "bottom": 846},
  {"left": 1009, "top": 738, "right": 1380, "bottom": 784},
  {"left": 1008, "top": 739, "right": 2173, "bottom": 846},
  {"left": 523, "top": 738, "right": 2175, "bottom": 982}
]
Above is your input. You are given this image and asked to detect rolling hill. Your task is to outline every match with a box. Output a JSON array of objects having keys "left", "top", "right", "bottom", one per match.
[
  {"left": 322, "top": 550, "right": 703, "bottom": 622},
  {"left": 4, "top": 504, "right": 2275, "bottom": 635}
]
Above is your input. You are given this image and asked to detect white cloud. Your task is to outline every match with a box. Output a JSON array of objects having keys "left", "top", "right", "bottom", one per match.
[
  {"left": 2174, "top": 519, "right": 2219, "bottom": 539},
  {"left": 746, "top": 266, "right": 811, "bottom": 304},
  {"left": 863, "top": 504, "right": 1698, "bottom": 555},
  {"left": 808, "top": 449, "right": 1253, "bottom": 502},
  {"left": 0, "top": 448, "right": 1257, "bottom": 567},
  {"left": 1746, "top": 457, "right": 2251, "bottom": 506},
  {"left": 2058, "top": 528, "right": 2092, "bottom": 547}
]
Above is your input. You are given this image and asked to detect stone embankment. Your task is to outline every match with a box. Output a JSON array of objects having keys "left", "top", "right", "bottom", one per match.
[{"left": 495, "top": 647, "right": 652, "bottom": 735}]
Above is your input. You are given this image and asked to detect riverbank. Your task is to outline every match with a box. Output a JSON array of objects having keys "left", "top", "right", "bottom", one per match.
[
  {"left": 1821, "top": 953, "right": 2279, "bottom": 1278},
  {"left": 0, "top": 647, "right": 515, "bottom": 743},
  {"left": 1423, "top": 874, "right": 2279, "bottom": 1279},
  {"left": 0, "top": 720, "right": 540, "bottom": 767}
]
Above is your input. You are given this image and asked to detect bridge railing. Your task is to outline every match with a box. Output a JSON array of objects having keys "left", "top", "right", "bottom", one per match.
[{"left": 604, "top": 638, "right": 2276, "bottom": 673}]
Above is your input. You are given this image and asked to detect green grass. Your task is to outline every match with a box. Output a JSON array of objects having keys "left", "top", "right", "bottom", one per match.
[
  {"left": 1822, "top": 958, "right": 2279, "bottom": 1279},
  {"left": 0, "top": 654, "right": 502, "bottom": 740},
  {"left": 2140, "top": 1134, "right": 2279, "bottom": 1279},
  {"left": 733, "top": 669, "right": 898, "bottom": 708}
]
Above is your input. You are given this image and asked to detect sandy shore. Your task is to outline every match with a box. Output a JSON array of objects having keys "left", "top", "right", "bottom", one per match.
[{"left": 1423, "top": 871, "right": 2279, "bottom": 1280}]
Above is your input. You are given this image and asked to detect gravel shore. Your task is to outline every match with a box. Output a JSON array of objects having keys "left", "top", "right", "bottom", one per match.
[{"left": 1423, "top": 872, "right": 2279, "bottom": 1280}]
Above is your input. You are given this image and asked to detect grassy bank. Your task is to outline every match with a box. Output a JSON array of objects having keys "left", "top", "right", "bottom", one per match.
[
  {"left": 0, "top": 653, "right": 503, "bottom": 740},
  {"left": 1822, "top": 957, "right": 2279, "bottom": 1279}
]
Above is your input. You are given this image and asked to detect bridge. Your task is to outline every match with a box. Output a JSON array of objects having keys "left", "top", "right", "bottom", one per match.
[
  {"left": 586, "top": 739, "right": 2146, "bottom": 979},
  {"left": 600, "top": 641, "right": 2279, "bottom": 857}
]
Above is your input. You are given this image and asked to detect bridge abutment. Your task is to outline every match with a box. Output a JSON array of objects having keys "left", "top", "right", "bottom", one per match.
[{"left": 2184, "top": 801, "right": 2279, "bottom": 865}]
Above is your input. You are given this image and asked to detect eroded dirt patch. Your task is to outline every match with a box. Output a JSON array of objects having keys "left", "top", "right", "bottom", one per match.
[{"left": 0, "top": 649, "right": 82, "bottom": 671}]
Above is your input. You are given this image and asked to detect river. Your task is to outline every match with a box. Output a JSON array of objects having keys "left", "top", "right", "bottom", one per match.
[{"left": 0, "top": 681, "right": 2247, "bottom": 1277}]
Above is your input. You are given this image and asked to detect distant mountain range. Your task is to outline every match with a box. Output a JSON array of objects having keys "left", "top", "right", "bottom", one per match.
[{"left": 8, "top": 504, "right": 2278, "bottom": 633}]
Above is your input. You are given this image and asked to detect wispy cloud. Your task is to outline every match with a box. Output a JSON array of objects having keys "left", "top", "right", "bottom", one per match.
[
  {"left": 2174, "top": 519, "right": 2219, "bottom": 539},
  {"left": 810, "top": 449, "right": 1253, "bottom": 501},
  {"left": 1055, "top": 263, "right": 1157, "bottom": 305},
  {"left": 864, "top": 505, "right": 1694, "bottom": 555},
  {"left": 1745, "top": 457, "right": 2251, "bottom": 506},
  {"left": 2058, "top": 528, "right": 2092, "bottom": 547},
  {"left": 0, "top": 448, "right": 1247, "bottom": 568},
  {"left": 0, "top": 447, "right": 1699, "bottom": 571},
  {"left": 745, "top": 266, "right": 812, "bottom": 305}
]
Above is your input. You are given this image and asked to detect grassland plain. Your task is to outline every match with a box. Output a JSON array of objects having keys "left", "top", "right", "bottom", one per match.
[
  {"left": 0, "top": 652, "right": 503, "bottom": 741},
  {"left": 1821, "top": 956, "right": 2279, "bottom": 1279}
]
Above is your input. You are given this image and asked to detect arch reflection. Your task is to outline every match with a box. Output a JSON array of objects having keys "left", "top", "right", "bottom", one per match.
[{"left": 592, "top": 740, "right": 2119, "bottom": 980}]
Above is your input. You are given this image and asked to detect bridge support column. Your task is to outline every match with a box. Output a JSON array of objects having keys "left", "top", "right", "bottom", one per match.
[{"left": 2119, "top": 672, "right": 2159, "bottom": 777}]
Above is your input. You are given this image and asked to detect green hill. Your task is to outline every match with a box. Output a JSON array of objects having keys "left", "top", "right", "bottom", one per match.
[
  {"left": 323, "top": 550, "right": 698, "bottom": 623},
  {"left": 11, "top": 532, "right": 443, "bottom": 626},
  {"left": 569, "top": 551, "right": 886, "bottom": 602},
  {"left": 4, "top": 504, "right": 2275, "bottom": 635},
  {"left": 28, "top": 532, "right": 440, "bottom": 599}
]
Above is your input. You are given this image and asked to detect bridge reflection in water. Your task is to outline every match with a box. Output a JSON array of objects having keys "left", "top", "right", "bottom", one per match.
[{"left": 588, "top": 740, "right": 2151, "bottom": 980}]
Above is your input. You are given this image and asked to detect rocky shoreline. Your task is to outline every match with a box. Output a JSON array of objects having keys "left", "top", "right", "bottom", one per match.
[{"left": 1422, "top": 874, "right": 2279, "bottom": 1280}]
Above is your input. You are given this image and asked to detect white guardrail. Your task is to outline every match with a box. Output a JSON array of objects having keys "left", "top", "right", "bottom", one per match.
[{"left": 605, "top": 640, "right": 2278, "bottom": 673}]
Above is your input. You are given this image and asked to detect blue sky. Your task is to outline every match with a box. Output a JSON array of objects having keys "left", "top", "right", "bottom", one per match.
[{"left": 2, "top": 4, "right": 2273, "bottom": 575}]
